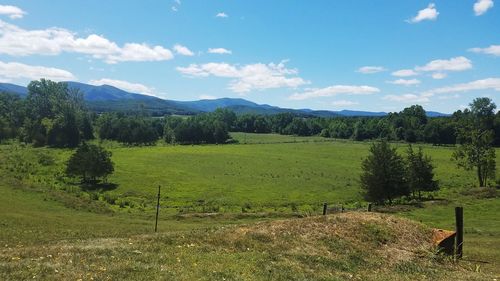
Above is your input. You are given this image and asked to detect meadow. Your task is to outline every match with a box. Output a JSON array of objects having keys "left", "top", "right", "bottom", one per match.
[{"left": 0, "top": 133, "right": 499, "bottom": 279}]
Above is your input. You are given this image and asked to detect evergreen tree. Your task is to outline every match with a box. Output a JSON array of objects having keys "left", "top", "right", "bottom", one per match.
[
  {"left": 406, "top": 145, "right": 439, "bottom": 199},
  {"left": 360, "top": 140, "right": 409, "bottom": 204}
]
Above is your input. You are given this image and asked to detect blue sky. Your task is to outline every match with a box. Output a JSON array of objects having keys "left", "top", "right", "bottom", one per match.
[{"left": 0, "top": 1, "right": 498, "bottom": 113}]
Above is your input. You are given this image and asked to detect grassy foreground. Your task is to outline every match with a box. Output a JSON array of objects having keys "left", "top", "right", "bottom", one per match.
[{"left": 1, "top": 211, "right": 494, "bottom": 281}]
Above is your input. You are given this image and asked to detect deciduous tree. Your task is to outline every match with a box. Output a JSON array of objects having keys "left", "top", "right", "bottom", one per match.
[{"left": 66, "top": 143, "right": 114, "bottom": 184}]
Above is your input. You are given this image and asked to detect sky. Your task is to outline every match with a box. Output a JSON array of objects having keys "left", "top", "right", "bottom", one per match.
[{"left": 0, "top": 1, "right": 499, "bottom": 113}]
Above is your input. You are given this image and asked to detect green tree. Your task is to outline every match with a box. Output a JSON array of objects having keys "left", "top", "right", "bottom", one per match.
[
  {"left": 66, "top": 143, "right": 114, "bottom": 184},
  {"left": 360, "top": 140, "right": 409, "bottom": 204},
  {"left": 406, "top": 145, "right": 439, "bottom": 199},
  {"left": 453, "top": 98, "right": 497, "bottom": 187},
  {"left": 0, "top": 92, "right": 24, "bottom": 141},
  {"left": 453, "top": 129, "right": 496, "bottom": 187},
  {"left": 23, "top": 79, "right": 90, "bottom": 147}
]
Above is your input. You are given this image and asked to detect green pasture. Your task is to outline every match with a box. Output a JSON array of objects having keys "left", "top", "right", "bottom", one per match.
[{"left": 0, "top": 133, "right": 499, "bottom": 278}]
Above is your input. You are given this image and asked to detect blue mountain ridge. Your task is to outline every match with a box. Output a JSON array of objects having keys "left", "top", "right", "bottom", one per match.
[{"left": 0, "top": 82, "right": 450, "bottom": 117}]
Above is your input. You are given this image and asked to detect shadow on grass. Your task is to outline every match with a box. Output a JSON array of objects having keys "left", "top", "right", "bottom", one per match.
[{"left": 80, "top": 182, "right": 119, "bottom": 192}]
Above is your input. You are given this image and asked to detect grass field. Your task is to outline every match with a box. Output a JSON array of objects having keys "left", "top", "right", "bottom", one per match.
[{"left": 0, "top": 133, "right": 499, "bottom": 279}]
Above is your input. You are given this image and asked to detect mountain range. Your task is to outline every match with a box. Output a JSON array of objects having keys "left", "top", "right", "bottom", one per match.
[{"left": 0, "top": 82, "right": 449, "bottom": 117}]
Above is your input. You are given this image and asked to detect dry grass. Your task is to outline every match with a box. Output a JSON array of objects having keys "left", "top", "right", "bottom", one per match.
[{"left": 0, "top": 212, "right": 493, "bottom": 280}]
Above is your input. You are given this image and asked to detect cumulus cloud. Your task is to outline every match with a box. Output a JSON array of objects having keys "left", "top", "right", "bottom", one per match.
[
  {"left": 173, "top": 44, "right": 194, "bottom": 56},
  {"left": 88, "top": 78, "right": 155, "bottom": 95},
  {"left": 0, "top": 60, "right": 75, "bottom": 81},
  {"left": 387, "top": 79, "right": 421, "bottom": 86},
  {"left": 216, "top": 12, "right": 228, "bottom": 18},
  {"left": 289, "top": 85, "right": 380, "bottom": 101},
  {"left": 469, "top": 45, "right": 500, "bottom": 56},
  {"left": 407, "top": 3, "right": 439, "bottom": 23},
  {"left": 423, "top": 77, "right": 500, "bottom": 95},
  {"left": 0, "top": 20, "right": 174, "bottom": 64},
  {"left": 208, "top": 48, "right": 232, "bottom": 55},
  {"left": 432, "top": 73, "right": 447, "bottom": 79},
  {"left": 392, "top": 57, "right": 472, "bottom": 80},
  {"left": 356, "top": 66, "right": 386, "bottom": 74},
  {"left": 474, "top": 0, "right": 494, "bottom": 15},
  {"left": 391, "top": 69, "right": 418, "bottom": 77},
  {"left": 383, "top": 94, "right": 430, "bottom": 103},
  {"left": 177, "top": 61, "right": 308, "bottom": 94},
  {"left": 0, "top": 5, "right": 26, "bottom": 19},
  {"left": 415, "top": 56, "right": 472, "bottom": 72},
  {"left": 331, "top": 100, "right": 359, "bottom": 107}
]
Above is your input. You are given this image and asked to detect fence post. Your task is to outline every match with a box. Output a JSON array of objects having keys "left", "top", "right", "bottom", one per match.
[
  {"left": 322, "top": 203, "right": 327, "bottom": 215},
  {"left": 367, "top": 203, "right": 372, "bottom": 212},
  {"left": 455, "top": 206, "right": 463, "bottom": 259},
  {"left": 155, "top": 185, "right": 161, "bottom": 233}
]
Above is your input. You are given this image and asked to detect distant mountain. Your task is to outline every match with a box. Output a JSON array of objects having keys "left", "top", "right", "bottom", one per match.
[
  {"left": 65, "top": 82, "right": 160, "bottom": 102},
  {"left": 173, "top": 98, "right": 260, "bottom": 112},
  {"left": 0, "top": 83, "right": 28, "bottom": 96},
  {"left": 0, "top": 82, "right": 451, "bottom": 117},
  {"left": 426, "top": 111, "right": 451, "bottom": 117}
]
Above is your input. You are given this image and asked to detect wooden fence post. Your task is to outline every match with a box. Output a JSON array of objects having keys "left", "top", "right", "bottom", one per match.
[
  {"left": 455, "top": 206, "right": 463, "bottom": 259},
  {"left": 322, "top": 203, "right": 327, "bottom": 215},
  {"left": 155, "top": 185, "right": 161, "bottom": 233}
]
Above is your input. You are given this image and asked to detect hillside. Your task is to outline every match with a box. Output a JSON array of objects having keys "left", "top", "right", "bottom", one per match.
[
  {"left": 0, "top": 82, "right": 450, "bottom": 117},
  {"left": 0, "top": 186, "right": 491, "bottom": 281}
]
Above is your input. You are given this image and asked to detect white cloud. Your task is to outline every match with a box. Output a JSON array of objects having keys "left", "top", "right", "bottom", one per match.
[
  {"left": 387, "top": 79, "right": 421, "bottom": 86},
  {"left": 415, "top": 56, "right": 472, "bottom": 72},
  {"left": 88, "top": 78, "right": 155, "bottom": 95},
  {"left": 208, "top": 48, "right": 232, "bottom": 55},
  {"left": 177, "top": 61, "right": 308, "bottom": 94},
  {"left": 216, "top": 12, "right": 228, "bottom": 18},
  {"left": 392, "top": 57, "right": 472, "bottom": 81},
  {"left": 173, "top": 44, "right": 194, "bottom": 56},
  {"left": 474, "top": 0, "right": 494, "bottom": 15},
  {"left": 431, "top": 73, "right": 447, "bottom": 79},
  {"left": 289, "top": 85, "right": 380, "bottom": 101},
  {"left": 0, "top": 20, "right": 174, "bottom": 64},
  {"left": 104, "top": 43, "right": 173, "bottom": 64},
  {"left": 356, "top": 66, "right": 385, "bottom": 74},
  {"left": 407, "top": 3, "right": 439, "bottom": 23},
  {"left": 0, "top": 60, "right": 75, "bottom": 81},
  {"left": 383, "top": 94, "right": 430, "bottom": 103},
  {"left": 392, "top": 69, "right": 418, "bottom": 77},
  {"left": 171, "top": 6, "right": 178, "bottom": 12},
  {"left": 423, "top": 77, "right": 500, "bottom": 95},
  {"left": 437, "top": 94, "right": 460, "bottom": 100},
  {"left": 0, "top": 5, "right": 26, "bottom": 19},
  {"left": 199, "top": 94, "right": 217, "bottom": 100},
  {"left": 469, "top": 45, "right": 500, "bottom": 56},
  {"left": 332, "top": 100, "right": 359, "bottom": 107}
]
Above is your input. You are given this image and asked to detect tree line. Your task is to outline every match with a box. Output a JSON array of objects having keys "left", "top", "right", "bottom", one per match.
[
  {"left": 230, "top": 104, "right": 500, "bottom": 146},
  {"left": 1, "top": 79, "right": 499, "bottom": 149}
]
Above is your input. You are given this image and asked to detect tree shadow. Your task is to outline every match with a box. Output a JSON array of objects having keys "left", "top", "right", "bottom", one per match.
[{"left": 80, "top": 182, "right": 119, "bottom": 192}]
